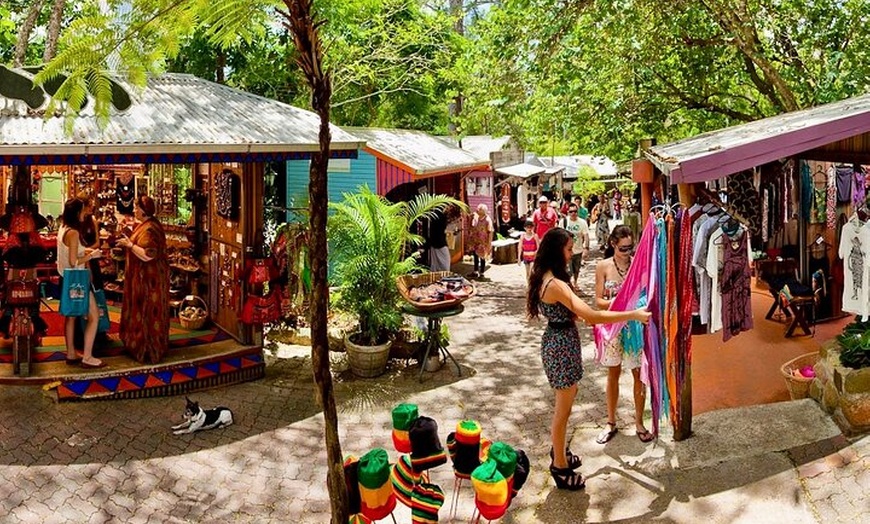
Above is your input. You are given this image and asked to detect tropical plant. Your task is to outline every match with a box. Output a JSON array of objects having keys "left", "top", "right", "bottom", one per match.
[
  {"left": 837, "top": 317, "right": 870, "bottom": 370},
  {"left": 328, "top": 186, "right": 465, "bottom": 345}
]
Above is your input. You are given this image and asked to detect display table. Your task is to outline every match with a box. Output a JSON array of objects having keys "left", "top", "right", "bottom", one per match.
[
  {"left": 491, "top": 239, "right": 519, "bottom": 265},
  {"left": 401, "top": 303, "right": 464, "bottom": 382}
]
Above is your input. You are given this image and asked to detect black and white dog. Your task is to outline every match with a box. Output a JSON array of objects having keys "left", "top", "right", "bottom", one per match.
[{"left": 172, "top": 397, "right": 234, "bottom": 435}]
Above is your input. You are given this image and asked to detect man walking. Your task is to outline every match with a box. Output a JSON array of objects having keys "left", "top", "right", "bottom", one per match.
[{"left": 561, "top": 203, "right": 589, "bottom": 288}]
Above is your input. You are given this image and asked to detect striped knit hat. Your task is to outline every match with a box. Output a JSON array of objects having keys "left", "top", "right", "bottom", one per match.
[
  {"left": 390, "top": 454, "right": 420, "bottom": 508},
  {"left": 488, "top": 442, "right": 518, "bottom": 505},
  {"left": 471, "top": 459, "right": 510, "bottom": 520},
  {"left": 348, "top": 515, "right": 372, "bottom": 524},
  {"left": 447, "top": 420, "right": 482, "bottom": 479},
  {"left": 343, "top": 455, "right": 362, "bottom": 515},
  {"left": 357, "top": 448, "right": 396, "bottom": 521},
  {"left": 391, "top": 404, "right": 418, "bottom": 453},
  {"left": 409, "top": 416, "right": 447, "bottom": 473},
  {"left": 411, "top": 482, "right": 445, "bottom": 524}
]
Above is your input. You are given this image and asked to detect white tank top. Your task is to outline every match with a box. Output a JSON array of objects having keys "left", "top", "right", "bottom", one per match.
[{"left": 57, "top": 225, "right": 87, "bottom": 273}]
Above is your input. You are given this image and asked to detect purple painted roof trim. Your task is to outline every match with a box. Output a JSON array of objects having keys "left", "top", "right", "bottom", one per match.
[{"left": 645, "top": 93, "right": 870, "bottom": 183}]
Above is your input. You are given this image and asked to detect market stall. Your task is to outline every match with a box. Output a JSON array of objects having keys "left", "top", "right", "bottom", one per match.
[{"left": 0, "top": 69, "right": 363, "bottom": 399}]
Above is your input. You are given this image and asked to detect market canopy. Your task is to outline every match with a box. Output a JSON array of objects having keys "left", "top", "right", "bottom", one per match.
[
  {"left": 493, "top": 163, "right": 546, "bottom": 178},
  {"left": 0, "top": 70, "right": 364, "bottom": 165},
  {"left": 644, "top": 93, "right": 870, "bottom": 184}
]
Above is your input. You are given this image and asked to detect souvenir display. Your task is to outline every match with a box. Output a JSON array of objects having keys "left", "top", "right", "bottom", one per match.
[{"left": 215, "top": 168, "right": 240, "bottom": 220}]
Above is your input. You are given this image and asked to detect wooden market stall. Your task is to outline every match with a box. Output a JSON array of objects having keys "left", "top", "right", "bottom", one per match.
[
  {"left": 0, "top": 69, "right": 363, "bottom": 400},
  {"left": 633, "top": 93, "right": 870, "bottom": 439}
]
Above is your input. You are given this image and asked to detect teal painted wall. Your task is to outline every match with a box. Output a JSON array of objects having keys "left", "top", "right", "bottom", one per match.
[{"left": 285, "top": 151, "right": 376, "bottom": 221}]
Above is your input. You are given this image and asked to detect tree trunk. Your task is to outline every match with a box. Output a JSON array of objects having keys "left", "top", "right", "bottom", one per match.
[
  {"left": 13, "top": 0, "right": 46, "bottom": 67},
  {"left": 280, "top": 2, "right": 348, "bottom": 522},
  {"left": 216, "top": 49, "right": 226, "bottom": 84},
  {"left": 43, "top": 0, "right": 66, "bottom": 62}
]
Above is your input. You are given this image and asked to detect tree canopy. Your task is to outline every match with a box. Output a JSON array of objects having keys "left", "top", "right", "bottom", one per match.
[{"left": 5, "top": 0, "right": 870, "bottom": 158}]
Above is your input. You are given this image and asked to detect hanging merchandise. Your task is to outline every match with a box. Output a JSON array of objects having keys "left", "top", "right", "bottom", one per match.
[
  {"left": 836, "top": 165, "right": 854, "bottom": 204},
  {"left": 827, "top": 165, "right": 837, "bottom": 229},
  {"left": 116, "top": 178, "right": 135, "bottom": 215},
  {"left": 838, "top": 213, "right": 870, "bottom": 321},
  {"left": 216, "top": 168, "right": 241, "bottom": 220}
]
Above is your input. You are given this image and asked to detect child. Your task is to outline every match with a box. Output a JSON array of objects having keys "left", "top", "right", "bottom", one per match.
[{"left": 518, "top": 219, "right": 539, "bottom": 281}]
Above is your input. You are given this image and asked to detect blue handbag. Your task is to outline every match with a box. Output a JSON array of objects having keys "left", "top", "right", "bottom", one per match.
[{"left": 59, "top": 267, "right": 90, "bottom": 317}]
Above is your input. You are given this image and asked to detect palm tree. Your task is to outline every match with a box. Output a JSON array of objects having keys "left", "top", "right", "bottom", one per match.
[{"left": 328, "top": 186, "right": 465, "bottom": 345}]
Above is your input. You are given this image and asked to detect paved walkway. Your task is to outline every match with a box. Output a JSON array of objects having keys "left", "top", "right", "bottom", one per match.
[{"left": 0, "top": 254, "right": 867, "bottom": 523}]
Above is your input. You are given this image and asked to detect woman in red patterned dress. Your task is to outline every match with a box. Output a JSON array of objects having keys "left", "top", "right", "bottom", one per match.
[{"left": 117, "top": 195, "right": 169, "bottom": 363}]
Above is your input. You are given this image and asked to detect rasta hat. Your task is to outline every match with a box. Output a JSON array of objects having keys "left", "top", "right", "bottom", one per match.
[
  {"left": 390, "top": 454, "right": 419, "bottom": 508},
  {"left": 409, "top": 416, "right": 447, "bottom": 473},
  {"left": 446, "top": 420, "right": 482, "bottom": 479},
  {"left": 471, "top": 459, "right": 510, "bottom": 521},
  {"left": 343, "top": 455, "right": 362, "bottom": 515},
  {"left": 357, "top": 448, "right": 396, "bottom": 521},
  {"left": 488, "top": 442, "right": 518, "bottom": 505},
  {"left": 348, "top": 515, "right": 372, "bottom": 524},
  {"left": 411, "top": 482, "right": 445, "bottom": 524},
  {"left": 391, "top": 404, "right": 418, "bottom": 453}
]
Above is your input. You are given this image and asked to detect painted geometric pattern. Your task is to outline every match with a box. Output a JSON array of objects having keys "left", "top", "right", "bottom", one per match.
[{"left": 56, "top": 349, "right": 265, "bottom": 400}]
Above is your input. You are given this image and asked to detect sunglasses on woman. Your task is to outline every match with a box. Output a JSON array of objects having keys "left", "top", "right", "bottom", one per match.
[{"left": 617, "top": 245, "right": 634, "bottom": 253}]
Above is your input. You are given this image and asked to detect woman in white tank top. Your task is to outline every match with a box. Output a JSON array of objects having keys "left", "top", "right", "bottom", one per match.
[{"left": 58, "top": 198, "right": 104, "bottom": 368}]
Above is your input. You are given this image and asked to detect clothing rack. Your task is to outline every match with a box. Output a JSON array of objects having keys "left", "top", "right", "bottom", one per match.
[{"left": 696, "top": 188, "right": 751, "bottom": 229}]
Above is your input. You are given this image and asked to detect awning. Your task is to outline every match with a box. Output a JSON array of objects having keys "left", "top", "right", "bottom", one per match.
[
  {"left": 494, "top": 163, "right": 546, "bottom": 178},
  {"left": 643, "top": 93, "right": 870, "bottom": 184}
]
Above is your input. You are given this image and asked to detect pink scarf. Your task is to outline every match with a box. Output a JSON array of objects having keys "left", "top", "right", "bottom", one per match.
[{"left": 593, "top": 217, "right": 658, "bottom": 366}]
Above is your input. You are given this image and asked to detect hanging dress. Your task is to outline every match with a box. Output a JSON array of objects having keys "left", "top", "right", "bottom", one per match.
[{"left": 719, "top": 232, "right": 753, "bottom": 342}]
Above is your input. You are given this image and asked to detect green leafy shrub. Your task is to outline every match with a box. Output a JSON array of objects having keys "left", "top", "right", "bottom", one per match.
[{"left": 837, "top": 317, "right": 870, "bottom": 369}]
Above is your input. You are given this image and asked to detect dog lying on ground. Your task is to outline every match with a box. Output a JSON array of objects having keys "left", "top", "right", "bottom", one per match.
[{"left": 172, "top": 397, "right": 234, "bottom": 435}]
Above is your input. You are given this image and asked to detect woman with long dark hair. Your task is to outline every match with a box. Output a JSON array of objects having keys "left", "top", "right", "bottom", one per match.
[
  {"left": 58, "top": 198, "right": 104, "bottom": 368},
  {"left": 527, "top": 228, "right": 650, "bottom": 491}
]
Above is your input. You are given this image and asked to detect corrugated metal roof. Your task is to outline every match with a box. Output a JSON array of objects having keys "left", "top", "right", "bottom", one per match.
[
  {"left": 645, "top": 93, "right": 870, "bottom": 184},
  {"left": 435, "top": 135, "right": 514, "bottom": 162},
  {"left": 348, "top": 127, "right": 488, "bottom": 176},
  {"left": 0, "top": 72, "right": 363, "bottom": 155},
  {"left": 493, "top": 163, "right": 545, "bottom": 178}
]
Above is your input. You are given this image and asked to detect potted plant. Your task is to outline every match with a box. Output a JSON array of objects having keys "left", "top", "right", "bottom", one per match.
[{"left": 328, "top": 186, "right": 464, "bottom": 377}]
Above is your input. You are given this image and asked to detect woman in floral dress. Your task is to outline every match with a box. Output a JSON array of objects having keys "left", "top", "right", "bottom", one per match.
[
  {"left": 467, "top": 204, "right": 493, "bottom": 278},
  {"left": 526, "top": 228, "right": 650, "bottom": 491}
]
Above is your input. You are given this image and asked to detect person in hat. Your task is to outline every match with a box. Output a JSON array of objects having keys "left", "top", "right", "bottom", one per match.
[
  {"left": 532, "top": 196, "right": 557, "bottom": 240},
  {"left": 526, "top": 228, "right": 650, "bottom": 491},
  {"left": 116, "top": 195, "right": 170, "bottom": 363}
]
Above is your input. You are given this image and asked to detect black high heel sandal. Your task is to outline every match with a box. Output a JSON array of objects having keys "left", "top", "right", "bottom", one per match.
[
  {"left": 549, "top": 446, "right": 582, "bottom": 469},
  {"left": 550, "top": 465, "right": 585, "bottom": 491}
]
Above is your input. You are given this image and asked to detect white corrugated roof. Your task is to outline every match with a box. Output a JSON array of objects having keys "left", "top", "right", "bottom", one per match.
[
  {"left": 645, "top": 93, "right": 870, "bottom": 183},
  {"left": 493, "top": 163, "right": 546, "bottom": 178},
  {"left": 0, "top": 72, "right": 363, "bottom": 155},
  {"left": 348, "top": 127, "right": 487, "bottom": 176}
]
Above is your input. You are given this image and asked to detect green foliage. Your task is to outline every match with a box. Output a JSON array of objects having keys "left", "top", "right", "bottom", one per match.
[
  {"left": 837, "top": 317, "right": 870, "bottom": 370},
  {"left": 327, "top": 186, "right": 465, "bottom": 345},
  {"left": 571, "top": 165, "right": 605, "bottom": 199}
]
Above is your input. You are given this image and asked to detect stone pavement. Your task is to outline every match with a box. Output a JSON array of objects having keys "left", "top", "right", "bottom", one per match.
[{"left": 0, "top": 252, "right": 867, "bottom": 523}]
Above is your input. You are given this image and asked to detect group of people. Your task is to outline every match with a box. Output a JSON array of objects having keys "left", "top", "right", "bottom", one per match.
[
  {"left": 58, "top": 194, "right": 170, "bottom": 368},
  {"left": 519, "top": 195, "right": 591, "bottom": 286},
  {"left": 526, "top": 223, "right": 652, "bottom": 491}
]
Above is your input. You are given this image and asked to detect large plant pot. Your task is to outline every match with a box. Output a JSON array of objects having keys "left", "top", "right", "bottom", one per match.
[{"left": 345, "top": 333, "right": 392, "bottom": 378}]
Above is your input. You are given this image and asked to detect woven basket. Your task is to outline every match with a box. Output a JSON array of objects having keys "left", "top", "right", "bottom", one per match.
[
  {"left": 396, "top": 271, "right": 476, "bottom": 312},
  {"left": 780, "top": 352, "right": 819, "bottom": 400},
  {"left": 178, "top": 295, "right": 209, "bottom": 330}
]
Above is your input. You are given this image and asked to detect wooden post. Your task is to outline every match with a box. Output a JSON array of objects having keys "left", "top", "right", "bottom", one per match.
[
  {"left": 673, "top": 183, "right": 697, "bottom": 441},
  {"left": 633, "top": 139, "right": 657, "bottom": 226}
]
